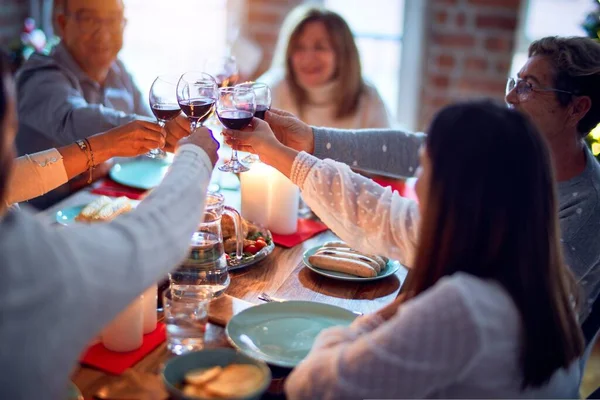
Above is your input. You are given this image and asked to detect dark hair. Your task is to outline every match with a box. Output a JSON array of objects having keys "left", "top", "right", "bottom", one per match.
[
  {"left": 406, "top": 100, "right": 583, "bottom": 388},
  {"left": 529, "top": 36, "right": 600, "bottom": 137},
  {"left": 0, "top": 49, "right": 14, "bottom": 207},
  {"left": 273, "top": 5, "right": 364, "bottom": 119}
]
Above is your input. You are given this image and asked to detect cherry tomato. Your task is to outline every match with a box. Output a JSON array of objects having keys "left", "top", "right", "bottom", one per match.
[
  {"left": 225, "top": 254, "right": 230, "bottom": 260},
  {"left": 255, "top": 239, "right": 267, "bottom": 250},
  {"left": 256, "top": 236, "right": 265, "bottom": 242},
  {"left": 244, "top": 244, "right": 259, "bottom": 254}
]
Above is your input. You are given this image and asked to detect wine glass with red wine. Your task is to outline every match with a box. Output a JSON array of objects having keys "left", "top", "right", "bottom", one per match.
[
  {"left": 236, "top": 82, "right": 271, "bottom": 164},
  {"left": 204, "top": 56, "right": 239, "bottom": 88},
  {"left": 148, "top": 74, "right": 181, "bottom": 159},
  {"left": 217, "top": 86, "right": 256, "bottom": 173},
  {"left": 176, "top": 72, "right": 218, "bottom": 132}
]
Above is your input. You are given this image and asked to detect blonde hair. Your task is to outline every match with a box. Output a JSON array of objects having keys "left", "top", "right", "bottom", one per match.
[
  {"left": 529, "top": 36, "right": 600, "bottom": 137},
  {"left": 271, "top": 4, "right": 364, "bottom": 119}
]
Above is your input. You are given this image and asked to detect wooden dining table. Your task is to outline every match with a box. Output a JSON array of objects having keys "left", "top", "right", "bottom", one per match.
[{"left": 43, "top": 181, "right": 408, "bottom": 399}]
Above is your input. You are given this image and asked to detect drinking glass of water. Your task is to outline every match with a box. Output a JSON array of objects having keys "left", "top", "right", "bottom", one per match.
[{"left": 163, "top": 287, "right": 213, "bottom": 355}]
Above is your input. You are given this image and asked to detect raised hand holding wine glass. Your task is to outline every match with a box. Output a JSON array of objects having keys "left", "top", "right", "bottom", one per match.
[
  {"left": 176, "top": 72, "right": 217, "bottom": 132},
  {"left": 148, "top": 74, "right": 181, "bottom": 159},
  {"left": 237, "top": 82, "right": 272, "bottom": 164},
  {"left": 217, "top": 86, "right": 256, "bottom": 173}
]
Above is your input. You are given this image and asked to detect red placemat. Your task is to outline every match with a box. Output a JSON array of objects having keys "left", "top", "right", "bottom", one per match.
[
  {"left": 80, "top": 323, "right": 166, "bottom": 375},
  {"left": 271, "top": 218, "right": 328, "bottom": 248},
  {"left": 372, "top": 176, "right": 406, "bottom": 194},
  {"left": 91, "top": 179, "right": 148, "bottom": 200},
  {"left": 373, "top": 177, "right": 418, "bottom": 202}
]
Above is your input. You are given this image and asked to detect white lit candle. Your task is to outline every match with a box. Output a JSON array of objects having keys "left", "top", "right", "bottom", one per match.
[
  {"left": 240, "top": 161, "right": 271, "bottom": 226},
  {"left": 142, "top": 284, "right": 157, "bottom": 334},
  {"left": 101, "top": 296, "right": 143, "bottom": 352},
  {"left": 267, "top": 168, "right": 299, "bottom": 235}
]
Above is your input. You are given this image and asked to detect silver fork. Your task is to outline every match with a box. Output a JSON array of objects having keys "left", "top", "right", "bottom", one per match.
[
  {"left": 258, "top": 292, "right": 284, "bottom": 303},
  {"left": 258, "top": 292, "right": 363, "bottom": 316}
]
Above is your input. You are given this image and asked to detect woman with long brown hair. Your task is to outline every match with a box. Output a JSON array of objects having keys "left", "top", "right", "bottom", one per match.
[
  {"left": 224, "top": 101, "right": 584, "bottom": 398},
  {"left": 259, "top": 4, "right": 391, "bottom": 129}
]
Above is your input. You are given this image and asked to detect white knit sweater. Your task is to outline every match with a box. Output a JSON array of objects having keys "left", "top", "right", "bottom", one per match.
[{"left": 284, "top": 152, "right": 581, "bottom": 399}]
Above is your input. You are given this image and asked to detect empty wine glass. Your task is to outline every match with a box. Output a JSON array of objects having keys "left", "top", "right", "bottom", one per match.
[
  {"left": 216, "top": 86, "right": 256, "bottom": 173},
  {"left": 236, "top": 82, "right": 272, "bottom": 164},
  {"left": 204, "top": 56, "right": 239, "bottom": 88},
  {"left": 148, "top": 74, "right": 181, "bottom": 159},
  {"left": 176, "top": 72, "right": 218, "bottom": 132}
]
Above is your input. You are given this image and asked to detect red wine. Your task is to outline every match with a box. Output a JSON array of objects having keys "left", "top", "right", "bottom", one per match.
[
  {"left": 152, "top": 104, "right": 180, "bottom": 121},
  {"left": 254, "top": 105, "right": 269, "bottom": 120},
  {"left": 178, "top": 98, "right": 215, "bottom": 121},
  {"left": 218, "top": 110, "right": 253, "bottom": 130}
]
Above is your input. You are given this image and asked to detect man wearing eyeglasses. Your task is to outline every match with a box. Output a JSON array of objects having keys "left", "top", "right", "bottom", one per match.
[
  {"left": 14, "top": 0, "right": 189, "bottom": 209},
  {"left": 261, "top": 36, "right": 600, "bottom": 324}
]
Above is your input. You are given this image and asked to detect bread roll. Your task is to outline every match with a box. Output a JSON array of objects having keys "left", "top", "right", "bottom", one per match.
[
  {"left": 315, "top": 249, "right": 382, "bottom": 273},
  {"left": 203, "top": 364, "right": 264, "bottom": 398},
  {"left": 319, "top": 247, "right": 387, "bottom": 271},
  {"left": 76, "top": 196, "right": 112, "bottom": 222},
  {"left": 322, "top": 241, "right": 350, "bottom": 249},
  {"left": 308, "top": 254, "right": 377, "bottom": 278},
  {"left": 185, "top": 366, "right": 222, "bottom": 386},
  {"left": 92, "top": 197, "right": 132, "bottom": 221}
]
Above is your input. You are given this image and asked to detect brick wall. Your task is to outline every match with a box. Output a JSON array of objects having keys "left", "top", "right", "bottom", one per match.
[
  {"left": 245, "top": 0, "right": 303, "bottom": 79},
  {"left": 0, "top": 0, "right": 28, "bottom": 49},
  {"left": 418, "top": 0, "right": 522, "bottom": 129},
  {"left": 243, "top": 0, "right": 522, "bottom": 129}
]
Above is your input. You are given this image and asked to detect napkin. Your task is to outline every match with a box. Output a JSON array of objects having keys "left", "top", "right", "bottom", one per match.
[
  {"left": 80, "top": 323, "right": 166, "bottom": 375},
  {"left": 271, "top": 218, "right": 328, "bottom": 248},
  {"left": 91, "top": 179, "right": 147, "bottom": 200}
]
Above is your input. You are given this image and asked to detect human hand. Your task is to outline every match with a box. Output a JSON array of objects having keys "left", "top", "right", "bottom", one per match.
[
  {"left": 164, "top": 114, "right": 190, "bottom": 152},
  {"left": 376, "top": 293, "right": 408, "bottom": 321},
  {"left": 177, "top": 126, "right": 220, "bottom": 167},
  {"left": 222, "top": 117, "right": 286, "bottom": 165},
  {"left": 264, "top": 108, "right": 314, "bottom": 154},
  {"left": 89, "top": 120, "right": 165, "bottom": 158}
]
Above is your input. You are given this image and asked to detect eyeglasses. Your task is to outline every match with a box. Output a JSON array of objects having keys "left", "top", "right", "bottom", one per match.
[
  {"left": 67, "top": 11, "right": 126, "bottom": 34},
  {"left": 506, "top": 77, "right": 574, "bottom": 100}
]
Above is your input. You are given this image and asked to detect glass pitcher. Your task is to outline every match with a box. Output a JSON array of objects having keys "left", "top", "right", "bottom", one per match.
[{"left": 169, "top": 192, "right": 243, "bottom": 298}]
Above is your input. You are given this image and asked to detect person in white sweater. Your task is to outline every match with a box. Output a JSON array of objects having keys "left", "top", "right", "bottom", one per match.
[
  {"left": 224, "top": 100, "right": 584, "bottom": 398},
  {"left": 0, "top": 51, "right": 219, "bottom": 399},
  {"left": 259, "top": 4, "right": 391, "bottom": 129}
]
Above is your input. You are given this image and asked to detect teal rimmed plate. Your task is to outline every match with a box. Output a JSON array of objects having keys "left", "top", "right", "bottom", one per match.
[
  {"left": 109, "top": 158, "right": 171, "bottom": 190},
  {"left": 55, "top": 200, "right": 140, "bottom": 226},
  {"left": 302, "top": 246, "right": 401, "bottom": 282},
  {"left": 226, "top": 301, "right": 356, "bottom": 368},
  {"left": 162, "top": 349, "right": 271, "bottom": 400},
  {"left": 55, "top": 205, "right": 85, "bottom": 225}
]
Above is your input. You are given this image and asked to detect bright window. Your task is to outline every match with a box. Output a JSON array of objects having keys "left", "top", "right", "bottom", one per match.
[
  {"left": 324, "top": 0, "right": 405, "bottom": 122},
  {"left": 119, "top": 0, "right": 229, "bottom": 99},
  {"left": 511, "top": 0, "right": 596, "bottom": 76}
]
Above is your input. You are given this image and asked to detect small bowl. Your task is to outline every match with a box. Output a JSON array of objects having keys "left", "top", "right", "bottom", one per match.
[{"left": 162, "top": 348, "right": 272, "bottom": 400}]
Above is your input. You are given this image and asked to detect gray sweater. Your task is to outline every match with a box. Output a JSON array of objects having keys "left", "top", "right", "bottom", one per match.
[
  {"left": 15, "top": 43, "right": 152, "bottom": 209},
  {"left": 0, "top": 145, "right": 212, "bottom": 399},
  {"left": 312, "top": 126, "right": 600, "bottom": 320}
]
